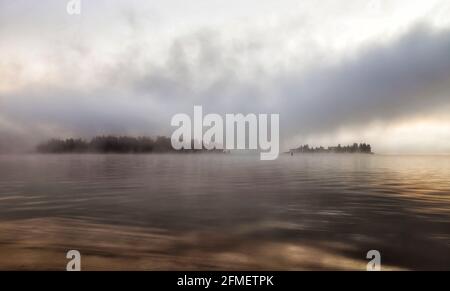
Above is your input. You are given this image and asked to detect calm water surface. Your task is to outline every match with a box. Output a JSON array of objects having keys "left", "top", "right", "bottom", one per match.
[{"left": 0, "top": 154, "right": 449, "bottom": 270}]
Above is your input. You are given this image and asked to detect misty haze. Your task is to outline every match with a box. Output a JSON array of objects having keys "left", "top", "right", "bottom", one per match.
[{"left": 0, "top": 0, "right": 450, "bottom": 271}]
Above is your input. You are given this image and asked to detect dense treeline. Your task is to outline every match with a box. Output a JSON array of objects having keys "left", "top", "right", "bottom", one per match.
[
  {"left": 37, "top": 137, "right": 373, "bottom": 154},
  {"left": 290, "top": 143, "right": 372, "bottom": 154},
  {"left": 36, "top": 136, "right": 218, "bottom": 153}
]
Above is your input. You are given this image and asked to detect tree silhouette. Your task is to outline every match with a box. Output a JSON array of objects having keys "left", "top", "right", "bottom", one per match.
[
  {"left": 36, "top": 136, "right": 225, "bottom": 154},
  {"left": 290, "top": 143, "right": 373, "bottom": 154}
]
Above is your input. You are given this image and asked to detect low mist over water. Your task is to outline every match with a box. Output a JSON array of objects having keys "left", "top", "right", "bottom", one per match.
[{"left": 0, "top": 154, "right": 449, "bottom": 270}]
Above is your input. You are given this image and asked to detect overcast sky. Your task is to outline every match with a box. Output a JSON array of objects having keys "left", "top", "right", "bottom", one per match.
[{"left": 1, "top": 0, "right": 450, "bottom": 153}]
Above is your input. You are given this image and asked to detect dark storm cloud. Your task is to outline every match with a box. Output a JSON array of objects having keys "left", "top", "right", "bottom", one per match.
[
  {"left": 278, "top": 24, "right": 450, "bottom": 137},
  {"left": 126, "top": 24, "right": 450, "bottom": 138}
]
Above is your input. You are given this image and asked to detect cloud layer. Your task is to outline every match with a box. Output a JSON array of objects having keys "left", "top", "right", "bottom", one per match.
[{"left": 1, "top": 1, "right": 450, "bottom": 153}]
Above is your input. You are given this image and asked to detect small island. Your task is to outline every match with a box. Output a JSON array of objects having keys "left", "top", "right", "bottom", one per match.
[
  {"left": 289, "top": 143, "right": 372, "bottom": 154},
  {"left": 36, "top": 136, "right": 223, "bottom": 154}
]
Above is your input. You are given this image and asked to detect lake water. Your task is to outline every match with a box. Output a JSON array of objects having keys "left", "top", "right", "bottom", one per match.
[{"left": 0, "top": 154, "right": 449, "bottom": 270}]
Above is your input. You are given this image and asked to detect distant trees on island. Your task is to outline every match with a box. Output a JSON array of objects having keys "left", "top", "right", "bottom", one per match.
[
  {"left": 36, "top": 136, "right": 373, "bottom": 155},
  {"left": 290, "top": 143, "right": 372, "bottom": 154},
  {"left": 36, "top": 136, "right": 223, "bottom": 154}
]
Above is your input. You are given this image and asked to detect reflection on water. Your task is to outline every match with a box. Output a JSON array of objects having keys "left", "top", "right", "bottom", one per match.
[{"left": 0, "top": 154, "right": 449, "bottom": 270}]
